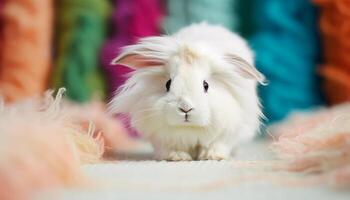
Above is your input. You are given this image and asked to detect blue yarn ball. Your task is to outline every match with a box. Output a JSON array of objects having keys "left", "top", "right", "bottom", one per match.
[
  {"left": 250, "top": 0, "right": 324, "bottom": 123},
  {"left": 164, "top": 0, "right": 239, "bottom": 33}
]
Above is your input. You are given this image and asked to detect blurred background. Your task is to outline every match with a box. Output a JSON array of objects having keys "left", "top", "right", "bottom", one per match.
[
  {"left": 1, "top": 1, "right": 350, "bottom": 198},
  {"left": 0, "top": 0, "right": 348, "bottom": 126}
]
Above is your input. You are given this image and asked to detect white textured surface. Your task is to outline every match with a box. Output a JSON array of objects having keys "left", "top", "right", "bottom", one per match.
[{"left": 49, "top": 139, "right": 350, "bottom": 200}]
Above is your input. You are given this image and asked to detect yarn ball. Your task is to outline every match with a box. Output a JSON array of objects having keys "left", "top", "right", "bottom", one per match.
[
  {"left": 250, "top": 0, "right": 324, "bottom": 123},
  {"left": 0, "top": 0, "right": 52, "bottom": 102},
  {"left": 313, "top": 0, "right": 350, "bottom": 104},
  {"left": 53, "top": 0, "right": 111, "bottom": 102},
  {"left": 164, "top": 0, "right": 238, "bottom": 34},
  {"left": 101, "top": 0, "right": 163, "bottom": 96}
]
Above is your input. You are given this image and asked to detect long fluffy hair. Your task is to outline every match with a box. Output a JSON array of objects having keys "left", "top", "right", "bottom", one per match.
[{"left": 109, "top": 23, "right": 265, "bottom": 160}]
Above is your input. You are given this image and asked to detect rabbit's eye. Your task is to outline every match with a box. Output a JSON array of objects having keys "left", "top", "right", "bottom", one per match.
[
  {"left": 166, "top": 79, "right": 171, "bottom": 92},
  {"left": 203, "top": 80, "right": 209, "bottom": 92}
]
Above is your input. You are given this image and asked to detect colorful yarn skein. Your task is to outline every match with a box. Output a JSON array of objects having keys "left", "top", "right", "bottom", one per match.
[
  {"left": 164, "top": 0, "right": 238, "bottom": 34},
  {"left": 250, "top": 0, "right": 324, "bottom": 124},
  {"left": 0, "top": 0, "right": 53, "bottom": 103},
  {"left": 53, "top": 0, "right": 110, "bottom": 102},
  {"left": 101, "top": 0, "right": 163, "bottom": 137},
  {"left": 313, "top": 0, "right": 350, "bottom": 104},
  {"left": 101, "top": 0, "right": 163, "bottom": 95}
]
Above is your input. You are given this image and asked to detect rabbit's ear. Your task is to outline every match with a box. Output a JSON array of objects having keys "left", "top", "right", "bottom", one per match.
[
  {"left": 111, "top": 36, "right": 175, "bottom": 69},
  {"left": 224, "top": 54, "right": 267, "bottom": 85},
  {"left": 111, "top": 53, "right": 164, "bottom": 69}
]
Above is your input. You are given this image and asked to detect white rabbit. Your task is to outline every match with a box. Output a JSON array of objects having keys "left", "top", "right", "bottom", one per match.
[{"left": 109, "top": 23, "right": 265, "bottom": 161}]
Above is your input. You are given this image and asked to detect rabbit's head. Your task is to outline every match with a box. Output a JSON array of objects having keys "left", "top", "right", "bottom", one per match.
[{"left": 108, "top": 36, "right": 265, "bottom": 135}]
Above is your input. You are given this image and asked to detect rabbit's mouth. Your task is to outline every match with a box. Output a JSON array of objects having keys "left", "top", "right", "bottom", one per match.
[
  {"left": 175, "top": 115, "right": 207, "bottom": 127},
  {"left": 164, "top": 104, "right": 209, "bottom": 127},
  {"left": 179, "top": 112, "right": 196, "bottom": 125},
  {"left": 167, "top": 116, "right": 204, "bottom": 127},
  {"left": 184, "top": 113, "right": 190, "bottom": 122}
]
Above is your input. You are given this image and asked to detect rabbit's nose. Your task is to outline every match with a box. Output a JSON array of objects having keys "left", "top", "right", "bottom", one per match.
[
  {"left": 177, "top": 97, "right": 194, "bottom": 113},
  {"left": 178, "top": 107, "right": 193, "bottom": 114}
]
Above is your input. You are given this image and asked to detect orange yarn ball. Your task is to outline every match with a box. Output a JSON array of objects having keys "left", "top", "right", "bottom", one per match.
[
  {"left": 0, "top": 0, "right": 53, "bottom": 102},
  {"left": 314, "top": 0, "right": 350, "bottom": 104}
]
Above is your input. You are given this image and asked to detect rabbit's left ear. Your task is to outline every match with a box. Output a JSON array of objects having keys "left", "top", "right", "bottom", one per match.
[
  {"left": 224, "top": 54, "right": 267, "bottom": 85},
  {"left": 111, "top": 36, "right": 174, "bottom": 69},
  {"left": 112, "top": 52, "right": 165, "bottom": 69}
]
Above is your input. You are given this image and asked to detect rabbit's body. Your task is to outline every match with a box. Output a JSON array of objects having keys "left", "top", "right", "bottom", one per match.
[{"left": 109, "top": 23, "right": 264, "bottom": 160}]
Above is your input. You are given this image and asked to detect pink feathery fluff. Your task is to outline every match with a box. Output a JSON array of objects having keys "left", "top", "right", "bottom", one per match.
[
  {"left": 0, "top": 88, "right": 131, "bottom": 199},
  {"left": 270, "top": 103, "right": 350, "bottom": 187},
  {"left": 60, "top": 100, "right": 135, "bottom": 153}
]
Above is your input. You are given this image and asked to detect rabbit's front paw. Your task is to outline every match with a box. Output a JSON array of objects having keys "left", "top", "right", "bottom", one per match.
[
  {"left": 162, "top": 151, "right": 192, "bottom": 161},
  {"left": 198, "top": 145, "right": 230, "bottom": 160}
]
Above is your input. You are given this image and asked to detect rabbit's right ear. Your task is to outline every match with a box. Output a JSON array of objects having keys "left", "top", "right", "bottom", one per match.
[
  {"left": 224, "top": 54, "right": 267, "bottom": 85},
  {"left": 111, "top": 36, "right": 175, "bottom": 69}
]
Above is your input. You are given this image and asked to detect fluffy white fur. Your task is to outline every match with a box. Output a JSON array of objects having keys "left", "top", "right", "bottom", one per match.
[{"left": 109, "top": 23, "right": 265, "bottom": 161}]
